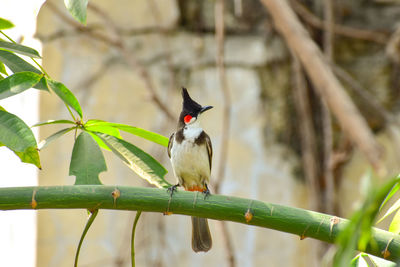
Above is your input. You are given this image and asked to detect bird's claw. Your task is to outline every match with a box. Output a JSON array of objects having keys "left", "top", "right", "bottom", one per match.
[
  {"left": 202, "top": 184, "right": 211, "bottom": 200},
  {"left": 167, "top": 184, "right": 179, "bottom": 197}
]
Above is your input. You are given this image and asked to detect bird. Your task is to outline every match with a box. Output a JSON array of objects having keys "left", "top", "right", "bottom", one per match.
[{"left": 167, "top": 87, "right": 213, "bottom": 252}]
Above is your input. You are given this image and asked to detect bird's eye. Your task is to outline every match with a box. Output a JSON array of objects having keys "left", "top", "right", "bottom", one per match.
[{"left": 184, "top": 115, "right": 192, "bottom": 124}]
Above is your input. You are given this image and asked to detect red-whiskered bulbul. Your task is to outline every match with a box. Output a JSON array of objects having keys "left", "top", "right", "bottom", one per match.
[{"left": 167, "top": 87, "right": 213, "bottom": 252}]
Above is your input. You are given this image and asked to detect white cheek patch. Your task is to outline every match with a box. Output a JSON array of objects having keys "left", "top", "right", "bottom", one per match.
[{"left": 188, "top": 116, "right": 196, "bottom": 124}]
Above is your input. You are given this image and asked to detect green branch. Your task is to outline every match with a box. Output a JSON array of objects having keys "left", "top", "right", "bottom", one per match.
[{"left": 0, "top": 185, "right": 399, "bottom": 261}]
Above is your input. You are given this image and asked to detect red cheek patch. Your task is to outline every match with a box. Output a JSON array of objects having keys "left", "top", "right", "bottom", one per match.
[{"left": 184, "top": 115, "right": 192, "bottom": 124}]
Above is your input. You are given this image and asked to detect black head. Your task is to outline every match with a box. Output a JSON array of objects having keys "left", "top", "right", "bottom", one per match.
[
  {"left": 182, "top": 87, "right": 202, "bottom": 114},
  {"left": 178, "top": 88, "right": 213, "bottom": 127}
]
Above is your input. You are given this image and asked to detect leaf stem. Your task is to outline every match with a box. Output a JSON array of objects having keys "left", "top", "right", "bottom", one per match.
[
  {"left": 131, "top": 211, "right": 142, "bottom": 267},
  {"left": 0, "top": 30, "right": 14, "bottom": 43},
  {"left": 74, "top": 209, "right": 99, "bottom": 267},
  {"left": 31, "top": 57, "right": 49, "bottom": 77},
  {"left": 66, "top": 103, "right": 77, "bottom": 121}
]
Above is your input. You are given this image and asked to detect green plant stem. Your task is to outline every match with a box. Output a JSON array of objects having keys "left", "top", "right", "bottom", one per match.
[
  {"left": 1, "top": 185, "right": 399, "bottom": 261},
  {"left": 131, "top": 211, "right": 142, "bottom": 267},
  {"left": 65, "top": 104, "right": 77, "bottom": 121},
  {"left": 31, "top": 57, "right": 49, "bottom": 77},
  {"left": 74, "top": 209, "right": 98, "bottom": 267},
  {"left": 0, "top": 30, "right": 14, "bottom": 43}
]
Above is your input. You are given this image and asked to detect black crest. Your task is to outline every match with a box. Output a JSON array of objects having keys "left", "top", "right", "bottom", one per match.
[{"left": 182, "top": 87, "right": 202, "bottom": 114}]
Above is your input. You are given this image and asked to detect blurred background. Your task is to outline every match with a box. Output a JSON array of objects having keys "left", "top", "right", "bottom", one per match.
[{"left": 2, "top": 0, "right": 400, "bottom": 266}]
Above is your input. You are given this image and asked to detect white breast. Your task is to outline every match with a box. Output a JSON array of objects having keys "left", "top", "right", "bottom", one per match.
[
  {"left": 170, "top": 126, "right": 211, "bottom": 189},
  {"left": 183, "top": 125, "right": 203, "bottom": 141}
]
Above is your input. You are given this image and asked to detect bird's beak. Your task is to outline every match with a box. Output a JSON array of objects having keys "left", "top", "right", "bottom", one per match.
[{"left": 200, "top": 105, "right": 213, "bottom": 113}]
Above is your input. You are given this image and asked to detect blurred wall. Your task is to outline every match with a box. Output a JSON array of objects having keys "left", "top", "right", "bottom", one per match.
[{"left": 35, "top": 0, "right": 400, "bottom": 266}]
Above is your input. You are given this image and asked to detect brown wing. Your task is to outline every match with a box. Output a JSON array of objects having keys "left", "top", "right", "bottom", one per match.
[
  {"left": 204, "top": 132, "right": 213, "bottom": 171},
  {"left": 167, "top": 133, "right": 175, "bottom": 158}
]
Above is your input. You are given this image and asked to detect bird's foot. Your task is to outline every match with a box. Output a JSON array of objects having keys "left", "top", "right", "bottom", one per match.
[
  {"left": 202, "top": 184, "right": 211, "bottom": 200},
  {"left": 167, "top": 183, "right": 180, "bottom": 197}
]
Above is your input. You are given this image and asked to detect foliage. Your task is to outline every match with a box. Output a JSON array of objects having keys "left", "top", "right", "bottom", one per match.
[
  {"left": 334, "top": 174, "right": 400, "bottom": 267},
  {"left": 0, "top": 19, "right": 169, "bottom": 188},
  {"left": 0, "top": 13, "right": 169, "bottom": 266}
]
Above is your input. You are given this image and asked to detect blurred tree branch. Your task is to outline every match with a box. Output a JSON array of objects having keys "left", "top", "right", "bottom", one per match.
[
  {"left": 291, "top": 55, "right": 319, "bottom": 210},
  {"left": 260, "top": 0, "right": 384, "bottom": 172},
  {"left": 322, "top": 0, "right": 335, "bottom": 215},
  {"left": 290, "top": 0, "right": 389, "bottom": 44},
  {"left": 45, "top": 1, "right": 175, "bottom": 122},
  {"left": 214, "top": 1, "right": 235, "bottom": 266}
]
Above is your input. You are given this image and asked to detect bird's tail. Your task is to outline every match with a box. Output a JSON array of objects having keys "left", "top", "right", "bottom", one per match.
[{"left": 191, "top": 216, "right": 212, "bottom": 252}]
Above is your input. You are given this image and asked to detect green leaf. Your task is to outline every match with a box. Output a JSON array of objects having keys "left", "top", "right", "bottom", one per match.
[
  {"left": 39, "top": 127, "right": 75, "bottom": 150},
  {"left": 0, "top": 18, "right": 14, "bottom": 30},
  {"left": 36, "top": 77, "right": 48, "bottom": 91},
  {"left": 85, "top": 122, "right": 122, "bottom": 151},
  {"left": 0, "top": 109, "right": 37, "bottom": 151},
  {"left": 64, "top": 0, "right": 88, "bottom": 25},
  {"left": 87, "top": 132, "right": 110, "bottom": 151},
  {"left": 353, "top": 253, "right": 397, "bottom": 267},
  {"left": 0, "top": 71, "right": 42, "bottom": 99},
  {"left": 0, "top": 109, "right": 40, "bottom": 168},
  {"left": 0, "top": 50, "right": 48, "bottom": 91},
  {"left": 378, "top": 198, "right": 400, "bottom": 224},
  {"left": 70, "top": 131, "right": 106, "bottom": 185},
  {"left": 32, "top": 119, "right": 76, "bottom": 127},
  {"left": 14, "top": 146, "right": 41, "bottom": 169},
  {"left": 334, "top": 176, "right": 400, "bottom": 267},
  {"left": 350, "top": 253, "right": 369, "bottom": 267},
  {"left": 85, "top": 122, "right": 122, "bottom": 139},
  {"left": 379, "top": 179, "right": 400, "bottom": 212},
  {"left": 0, "top": 40, "right": 41, "bottom": 58},
  {"left": 85, "top": 120, "right": 169, "bottom": 147},
  {"left": 0, "top": 50, "right": 40, "bottom": 73},
  {"left": 47, "top": 79, "right": 83, "bottom": 118},
  {"left": 367, "top": 254, "right": 397, "bottom": 267},
  {"left": 0, "top": 61, "right": 7, "bottom": 75},
  {"left": 94, "top": 132, "right": 170, "bottom": 188},
  {"left": 389, "top": 208, "right": 400, "bottom": 234}
]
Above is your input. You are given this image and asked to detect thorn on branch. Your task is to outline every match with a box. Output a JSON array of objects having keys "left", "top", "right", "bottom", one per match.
[
  {"left": 316, "top": 217, "right": 325, "bottom": 235},
  {"left": 112, "top": 188, "right": 121, "bottom": 208},
  {"left": 245, "top": 208, "right": 254, "bottom": 223},
  {"left": 300, "top": 225, "right": 310, "bottom": 240},
  {"left": 382, "top": 237, "right": 393, "bottom": 259},
  {"left": 88, "top": 208, "right": 96, "bottom": 214},
  {"left": 329, "top": 216, "right": 340, "bottom": 236},
  {"left": 30, "top": 189, "right": 37, "bottom": 209}
]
